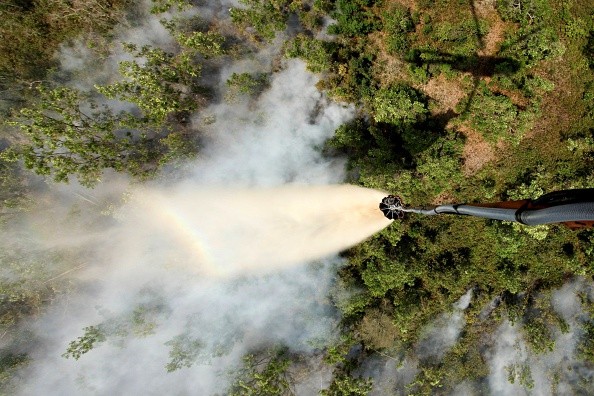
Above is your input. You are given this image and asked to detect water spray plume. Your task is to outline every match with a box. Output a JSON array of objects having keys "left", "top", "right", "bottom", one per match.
[{"left": 129, "top": 184, "right": 391, "bottom": 277}]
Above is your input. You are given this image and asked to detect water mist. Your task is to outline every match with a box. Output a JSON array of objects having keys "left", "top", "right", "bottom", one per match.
[
  {"left": 11, "top": 43, "right": 379, "bottom": 392},
  {"left": 128, "top": 184, "right": 392, "bottom": 276}
]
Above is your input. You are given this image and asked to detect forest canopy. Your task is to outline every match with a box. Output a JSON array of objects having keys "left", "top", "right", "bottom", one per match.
[{"left": 0, "top": 0, "right": 593, "bottom": 394}]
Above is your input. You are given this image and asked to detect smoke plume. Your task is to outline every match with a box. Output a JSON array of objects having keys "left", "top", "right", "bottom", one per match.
[
  {"left": 11, "top": 2, "right": 593, "bottom": 395},
  {"left": 9, "top": 3, "right": 396, "bottom": 388}
]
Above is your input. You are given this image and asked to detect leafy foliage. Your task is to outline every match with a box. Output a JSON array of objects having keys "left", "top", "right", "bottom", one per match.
[
  {"left": 63, "top": 298, "right": 168, "bottom": 360},
  {"left": 432, "top": 19, "right": 488, "bottom": 56},
  {"left": 497, "top": 0, "right": 565, "bottom": 67},
  {"left": 230, "top": 0, "right": 292, "bottom": 41},
  {"left": 149, "top": 0, "right": 190, "bottom": 14},
  {"left": 382, "top": 4, "right": 415, "bottom": 55},
  {"left": 460, "top": 82, "right": 536, "bottom": 144},
  {"left": 62, "top": 326, "right": 107, "bottom": 360},
  {"left": 96, "top": 43, "right": 203, "bottom": 125},
  {"left": 320, "top": 372, "right": 373, "bottom": 396},
  {"left": 500, "top": 27, "right": 565, "bottom": 67},
  {"left": 327, "top": 0, "right": 380, "bottom": 37},
  {"left": 371, "top": 85, "right": 428, "bottom": 124},
  {"left": 285, "top": 34, "right": 335, "bottom": 73},
  {"left": 227, "top": 348, "right": 292, "bottom": 396},
  {"left": 164, "top": 334, "right": 205, "bottom": 372},
  {"left": 226, "top": 72, "right": 269, "bottom": 99},
  {"left": 172, "top": 31, "right": 226, "bottom": 58},
  {"left": 4, "top": 86, "right": 170, "bottom": 186}
]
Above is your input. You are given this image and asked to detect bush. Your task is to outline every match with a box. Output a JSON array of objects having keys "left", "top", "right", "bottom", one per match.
[
  {"left": 500, "top": 27, "right": 565, "bottom": 67},
  {"left": 462, "top": 83, "right": 535, "bottom": 144},
  {"left": 327, "top": 0, "right": 380, "bottom": 37},
  {"left": 415, "top": 134, "right": 464, "bottom": 197},
  {"left": 371, "top": 85, "right": 428, "bottom": 124},
  {"left": 284, "top": 34, "right": 334, "bottom": 73},
  {"left": 383, "top": 5, "right": 415, "bottom": 55},
  {"left": 230, "top": 0, "right": 291, "bottom": 41},
  {"left": 226, "top": 72, "right": 269, "bottom": 97},
  {"left": 496, "top": 0, "right": 553, "bottom": 26},
  {"left": 432, "top": 19, "right": 488, "bottom": 56}
]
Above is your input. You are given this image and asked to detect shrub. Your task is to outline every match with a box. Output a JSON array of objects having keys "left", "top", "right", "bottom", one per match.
[
  {"left": 383, "top": 5, "right": 415, "bottom": 55},
  {"left": 327, "top": 0, "right": 379, "bottom": 37},
  {"left": 230, "top": 0, "right": 291, "bottom": 41},
  {"left": 500, "top": 27, "right": 565, "bottom": 67},
  {"left": 371, "top": 85, "right": 428, "bottom": 124},
  {"left": 462, "top": 83, "right": 535, "bottom": 144},
  {"left": 284, "top": 34, "right": 334, "bottom": 73},
  {"left": 96, "top": 44, "right": 203, "bottom": 125}
]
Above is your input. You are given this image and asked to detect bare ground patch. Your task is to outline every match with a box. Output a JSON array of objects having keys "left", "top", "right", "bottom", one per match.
[
  {"left": 459, "top": 124, "right": 496, "bottom": 175},
  {"left": 384, "top": 0, "right": 417, "bottom": 11},
  {"left": 523, "top": 54, "right": 586, "bottom": 140},
  {"left": 369, "top": 31, "right": 410, "bottom": 87},
  {"left": 474, "top": 0, "right": 509, "bottom": 54},
  {"left": 421, "top": 75, "right": 467, "bottom": 116},
  {"left": 432, "top": 191, "right": 457, "bottom": 205},
  {"left": 480, "top": 16, "right": 505, "bottom": 57}
]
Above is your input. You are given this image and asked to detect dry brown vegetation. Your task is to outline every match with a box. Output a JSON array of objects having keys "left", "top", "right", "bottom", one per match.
[{"left": 459, "top": 124, "right": 496, "bottom": 175}]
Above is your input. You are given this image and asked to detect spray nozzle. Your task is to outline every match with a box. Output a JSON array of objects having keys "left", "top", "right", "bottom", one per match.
[{"left": 379, "top": 195, "right": 405, "bottom": 220}]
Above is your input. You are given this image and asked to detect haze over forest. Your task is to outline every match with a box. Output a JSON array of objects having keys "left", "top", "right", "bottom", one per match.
[{"left": 0, "top": 0, "right": 594, "bottom": 394}]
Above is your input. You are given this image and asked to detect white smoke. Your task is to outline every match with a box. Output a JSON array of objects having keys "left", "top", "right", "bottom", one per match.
[
  {"left": 487, "top": 320, "right": 529, "bottom": 395},
  {"left": 361, "top": 289, "right": 473, "bottom": 395},
  {"left": 12, "top": 11, "right": 358, "bottom": 391},
  {"left": 416, "top": 288, "right": 473, "bottom": 360},
  {"left": 364, "top": 355, "right": 418, "bottom": 396},
  {"left": 486, "top": 279, "right": 594, "bottom": 395},
  {"left": 56, "top": 1, "right": 178, "bottom": 92},
  {"left": 13, "top": 1, "right": 594, "bottom": 394},
  {"left": 364, "top": 281, "right": 594, "bottom": 395},
  {"left": 190, "top": 60, "right": 351, "bottom": 186},
  {"left": 17, "top": 259, "right": 339, "bottom": 394}
]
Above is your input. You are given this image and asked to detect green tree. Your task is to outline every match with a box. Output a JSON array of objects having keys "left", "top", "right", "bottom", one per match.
[
  {"left": 227, "top": 348, "right": 292, "bottom": 396},
  {"left": 500, "top": 27, "right": 565, "bottom": 67},
  {"left": 173, "top": 31, "right": 226, "bottom": 58},
  {"left": 150, "top": 0, "right": 191, "bottom": 14},
  {"left": 160, "top": 19, "right": 226, "bottom": 58},
  {"left": 382, "top": 4, "right": 415, "bottom": 54},
  {"left": 62, "top": 326, "right": 106, "bottom": 360},
  {"left": 462, "top": 83, "right": 536, "bottom": 144},
  {"left": 496, "top": 0, "right": 553, "bottom": 25},
  {"left": 327, "top": 0, "right": 379, "bottom": 37},
  {"left": 225, "top": 72, "right": 269, "bottom": 101},
  {"left": 320, "top": 372, "right": 372, "bottom": 396},
  {"left": 230, "top": 0, "right": 292, "bottom": 41},
  {"left": 63, "top": 298, "right": 167, "bottom": 360},
  {"left": 164, "top": 334, "right": 205, "bottom": 372},
  {"left": 5, "top": 86, "right": 162, "bottom": 186},
  {"left": 96, "top": 43, "right": 203, "bottom": 125},
  {"left": 285, "top": 34, "right": 335, "bottom": 73},
  {"left": 371, "top": 85, "right": 428, "bottom": 124}
]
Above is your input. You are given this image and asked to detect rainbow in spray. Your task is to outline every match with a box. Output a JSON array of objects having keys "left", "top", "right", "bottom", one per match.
[{"left": 126, "top": 184, "right": 392, "bottom": 277}]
